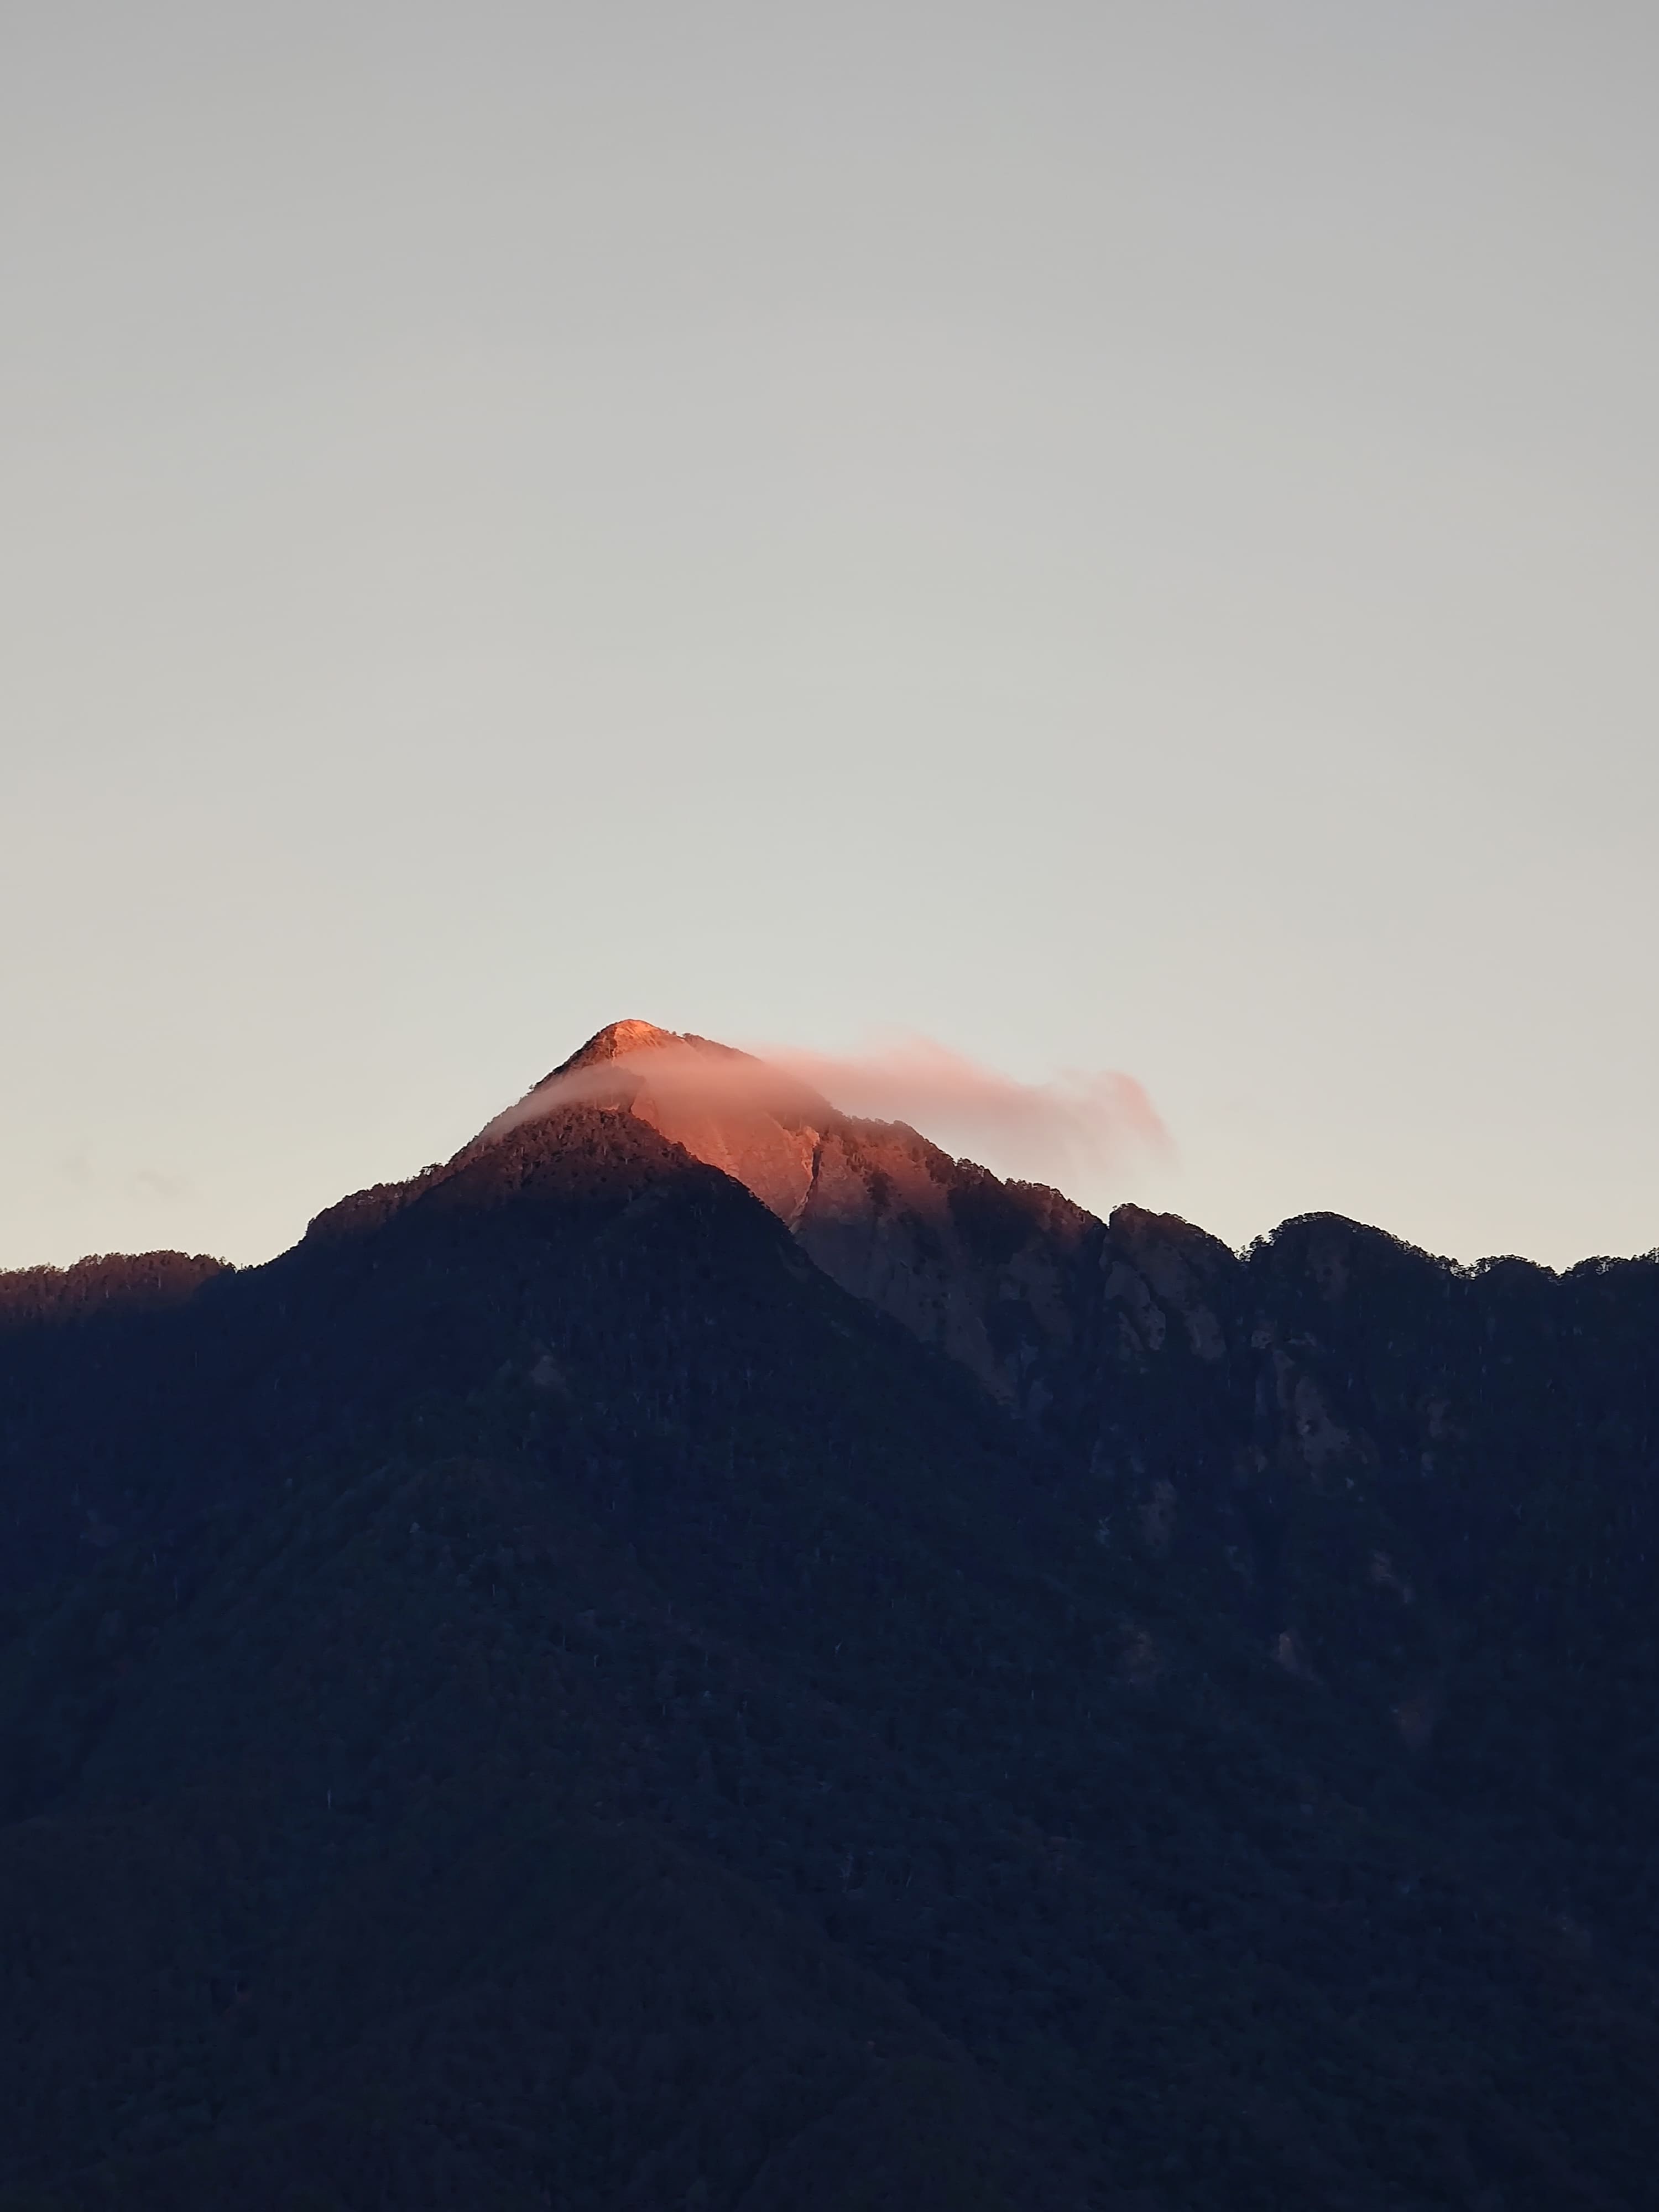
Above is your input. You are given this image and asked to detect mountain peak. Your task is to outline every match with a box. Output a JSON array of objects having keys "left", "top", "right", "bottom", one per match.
[
  {"left": 478, "top": 1019, "right": 1103, "bottom": 1407},
  {"left": 532, "top": 1020, "right": 760, "bottom": 1098},
  {"left": 545, "top": 1018, "right": 687, "bottom": 1078}
]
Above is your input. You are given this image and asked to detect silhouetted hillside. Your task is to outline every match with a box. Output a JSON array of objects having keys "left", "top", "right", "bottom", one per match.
[{"left": 2, "top": 1037, "right": 1657, "bottom": 2210}]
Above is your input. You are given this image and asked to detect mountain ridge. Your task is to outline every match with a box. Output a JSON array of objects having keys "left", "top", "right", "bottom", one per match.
[{"left": 2, "top": 1024, "right": 1658, "bottom": 2209}]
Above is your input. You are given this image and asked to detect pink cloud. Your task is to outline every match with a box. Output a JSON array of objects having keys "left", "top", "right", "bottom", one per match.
[
  {"left": 476, "top": 1026, "right": 1170, "bottom": 1196},
  {"left": 754, "top": 1035, "right": 1171, "bottom": 1187},
  {"left": 473, "top": 1039, "right": 822, "bottom": 1148}
]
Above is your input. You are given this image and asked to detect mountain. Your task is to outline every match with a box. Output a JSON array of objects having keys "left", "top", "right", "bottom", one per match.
[
  {"left": 2, "top": 1023, "right": 1657, "bottom": 2211},
  {"left": 460, "top": 1018, "right": 1102, "bottom": 1405}
]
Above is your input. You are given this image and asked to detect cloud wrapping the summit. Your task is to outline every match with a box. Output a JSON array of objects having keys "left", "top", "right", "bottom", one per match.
[{"left": 478, "top": 1028, "right": 1169, "bottom": 1196}]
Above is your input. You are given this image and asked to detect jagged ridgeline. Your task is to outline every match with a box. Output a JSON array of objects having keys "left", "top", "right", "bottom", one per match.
[{"left": 2, "top": 1023, "right": 1657, "bottom": 2211}]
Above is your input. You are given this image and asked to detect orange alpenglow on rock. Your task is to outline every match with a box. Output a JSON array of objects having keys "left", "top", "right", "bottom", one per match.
[{"left": 462, "top": 1021, "right": 1182, "bottom": 1407}]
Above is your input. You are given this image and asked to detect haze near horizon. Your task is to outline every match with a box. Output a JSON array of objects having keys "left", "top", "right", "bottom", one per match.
[{"left": 2, "top": 1, "right": 1655, "bottom": 1272}]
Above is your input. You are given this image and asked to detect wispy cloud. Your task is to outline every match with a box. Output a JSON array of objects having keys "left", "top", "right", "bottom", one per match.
[
  {"left": 755, "top": 1035, "right": 1171, "bottom": 1188},
  {"left": 482, "top": 1029, "right": 1169, "bottom": 1193}
]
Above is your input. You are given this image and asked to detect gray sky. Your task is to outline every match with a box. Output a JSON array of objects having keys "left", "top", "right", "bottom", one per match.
[{"left": 3, "top": 0, "right": 1655, "bottom": 1270}]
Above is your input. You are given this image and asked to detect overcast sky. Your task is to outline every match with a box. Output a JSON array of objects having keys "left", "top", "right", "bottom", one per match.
[{"left": 2, "top": 0, "right": 1655, "bottom": 1270}]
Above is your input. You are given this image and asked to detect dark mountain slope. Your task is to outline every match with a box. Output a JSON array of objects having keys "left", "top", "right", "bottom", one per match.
[
  {"left": 1, "top": 1060, "right": 1658, "bottom": 2207},
  {"left": 462, "top": 1029, "right": 1659, "bottom": 1812}
]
